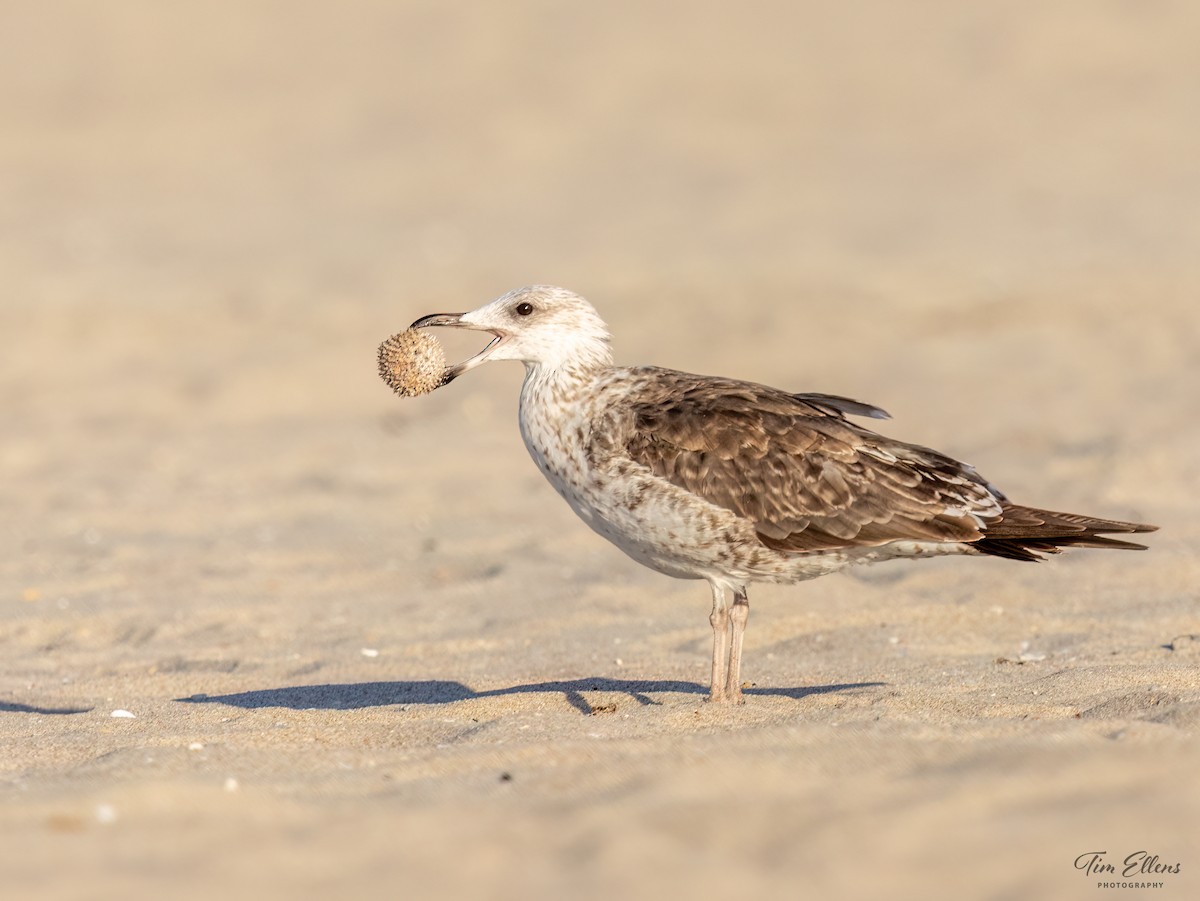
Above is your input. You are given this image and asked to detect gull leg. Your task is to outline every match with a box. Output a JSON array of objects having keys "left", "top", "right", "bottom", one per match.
[
  {"left": 725, "top": 589, "right": 750, "bottom": 704},
  {"left": 707, "top": 581, "right": 730, "bottom": 703}
]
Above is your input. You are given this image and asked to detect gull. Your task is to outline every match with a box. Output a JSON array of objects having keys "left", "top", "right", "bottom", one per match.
[{"left": 410, "top": 286, "right": 1156, "bottom": 703}]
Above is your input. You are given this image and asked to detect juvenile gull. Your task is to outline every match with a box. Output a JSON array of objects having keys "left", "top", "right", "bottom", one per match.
[{"left": 409, "top": 286, "right": 1156, "bottom": 704}]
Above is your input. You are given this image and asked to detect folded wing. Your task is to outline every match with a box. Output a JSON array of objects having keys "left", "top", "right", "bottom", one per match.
[{"left": 616, "top": 371, "right": 1002, "bottom": 553}]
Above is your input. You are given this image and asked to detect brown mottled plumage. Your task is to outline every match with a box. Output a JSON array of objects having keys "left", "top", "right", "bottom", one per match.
[
  {"left": 405, "top": 286, "right": 1157, "bottom": 704},
  {"left": 615, "top": 371, "right": 1151, "bottom": 559}
]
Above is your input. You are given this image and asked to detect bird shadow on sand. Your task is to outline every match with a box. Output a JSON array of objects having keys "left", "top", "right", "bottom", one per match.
[
  {"left": 175, "top": 679, "right": 884, "bottom": 716},
  {"left": 1, "top": 700, "right": 94, "bottom": 715}
]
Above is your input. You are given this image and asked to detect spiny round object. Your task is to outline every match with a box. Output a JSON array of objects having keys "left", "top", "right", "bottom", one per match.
[{"left": 378, "top": 328, "right": 447, "bottom": 397}]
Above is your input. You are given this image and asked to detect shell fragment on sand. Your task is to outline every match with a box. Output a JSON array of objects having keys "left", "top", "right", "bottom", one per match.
[{"left": 378, "top": 329, "right": 447, "bottom": 397}]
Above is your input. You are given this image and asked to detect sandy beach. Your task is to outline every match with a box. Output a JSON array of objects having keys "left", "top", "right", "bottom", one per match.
[{"left": 2, "top": 2, "right": 1197, "bottom": 898}]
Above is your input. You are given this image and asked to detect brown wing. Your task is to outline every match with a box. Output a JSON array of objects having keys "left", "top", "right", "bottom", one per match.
[{"left": 615, "top": 370, "right": 1001, "bottom": 552}]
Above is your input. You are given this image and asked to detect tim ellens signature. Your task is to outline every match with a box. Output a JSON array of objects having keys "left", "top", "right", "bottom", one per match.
[{"left": 1075, "top": 851, "right": 1182, "bottom": 879}]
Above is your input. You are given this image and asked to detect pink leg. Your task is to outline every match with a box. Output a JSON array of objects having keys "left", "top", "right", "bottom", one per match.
[
  {"left": 725, "top": 589, "right": 750, "bottom": 704},
  {"left": 707, "top": 581, "right": 730, "bottom": 703}
]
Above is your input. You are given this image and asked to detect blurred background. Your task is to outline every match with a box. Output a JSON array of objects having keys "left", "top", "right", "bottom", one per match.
[
  {"left": 4, "top": 0, "right": 1195, "bottom": 554},
  {"left": 5, "top": 1, "right": 1197, "bottom": 302},
  {"left": 2, "top": 2, "right": 1197, "bottom": 899}
]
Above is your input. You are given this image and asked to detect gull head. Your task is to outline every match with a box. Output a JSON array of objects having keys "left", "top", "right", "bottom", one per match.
[{"left": 411, "top": 285, "right": 613, "bottom": 381}]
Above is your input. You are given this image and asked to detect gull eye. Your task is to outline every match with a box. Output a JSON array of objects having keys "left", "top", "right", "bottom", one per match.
[{"left": 515, "top": 301, "right": 534, "bottom": 316}]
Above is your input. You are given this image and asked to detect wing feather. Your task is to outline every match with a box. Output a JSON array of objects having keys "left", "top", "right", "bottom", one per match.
[{"left": 614, "top": 370, "right": 999, "bottom": 553}]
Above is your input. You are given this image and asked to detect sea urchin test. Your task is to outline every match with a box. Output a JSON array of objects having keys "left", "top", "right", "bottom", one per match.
[{"left": 377, "top": 329, "right": 447, "bottom": 397}]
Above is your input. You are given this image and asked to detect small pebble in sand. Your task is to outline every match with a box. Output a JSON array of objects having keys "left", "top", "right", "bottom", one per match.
[
  {"left": 378, "top": 329, "right": 446, "bottom": 397},
  {"left": 361, "top": 648, "right": 380, "bottom": 658},
  {"left": 95, "top": 804, "right": 117, "bottom": 825},
  {"left": 110, "top": 709, "right": 136, "bottom": 718},
  {"left": 188, "top": 742, "right": 204, "bottom": 751},
  {"left": 224, "top": 777, "right": 239, "bottom": 792}
]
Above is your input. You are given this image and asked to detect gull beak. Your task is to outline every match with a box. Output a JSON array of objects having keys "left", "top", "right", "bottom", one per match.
[{"left": 409, "top": 312, "right": 507, "bottom": 383}]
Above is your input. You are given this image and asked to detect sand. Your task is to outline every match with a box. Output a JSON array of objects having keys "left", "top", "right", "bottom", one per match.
[{"left": 2, "top": 2, "right": 1197, "bottom": 899}]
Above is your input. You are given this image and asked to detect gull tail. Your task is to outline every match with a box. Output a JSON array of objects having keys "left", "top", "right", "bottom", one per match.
[{"left": 972, "top": 504, "right": 1158, "bottom": 562}]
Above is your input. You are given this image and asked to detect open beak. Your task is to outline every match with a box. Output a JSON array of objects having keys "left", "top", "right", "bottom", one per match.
[{"left": 409, "top": 312, "right": 507, "bottom": 383}]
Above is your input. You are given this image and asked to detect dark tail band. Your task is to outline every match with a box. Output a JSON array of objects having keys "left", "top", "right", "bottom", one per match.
[{"left": 972, "top": 504, "right": 1157, "bottom": 562}]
